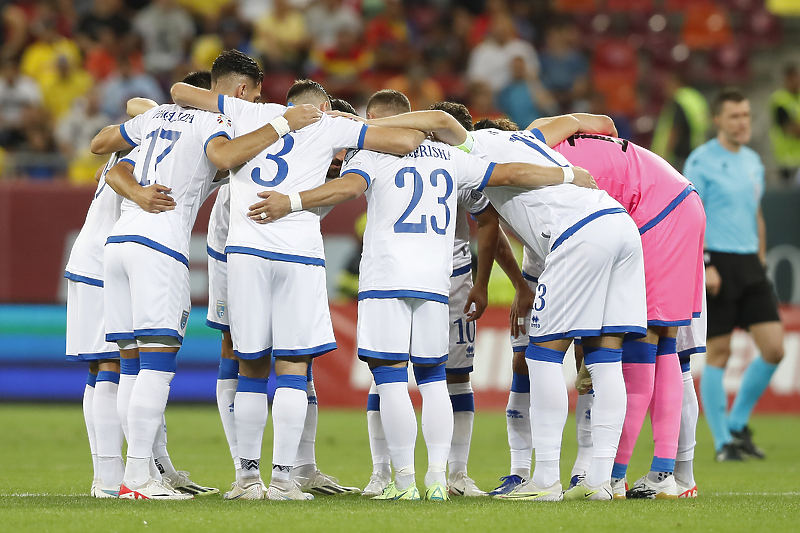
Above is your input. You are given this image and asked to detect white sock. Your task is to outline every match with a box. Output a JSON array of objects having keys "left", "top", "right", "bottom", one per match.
[
  {"left": 234, "top": 377, "right": 269, "bottom": 484},
  {"left": 375, "top": 379, "right": 417, "bottom": 490},
  {"left": 418, "top": 379, "right": 453, "bottom": 487},
  {"left": 584, "top": 360, "right": 627, "bottom": 487},
  {"left": 216, "top": 378, "right": 239, "bottom": 476},
  {"left": 123, "top": 369, "right": 174, "bottom": 488},
  {"left": 526, "top": 357, "right": 567, "bottom": 488},
  {"left": 153, "top": 415, "right": 179, "bottom": 483},
  {"left": 117, "top": 373, "right": 136, "bottom": 442},
  {"left": 271, "top": 379, "right": 308, "bottom": 488},
  {"left": 366, "top": 383, "right": 391, "bottom": 478},
  {"left": 83, "top": 379, "right": 98, "bottom": 480},
  {"left": 572, "top": 392, "right": 594, "bottom": 478},
  {"left": 506, "top": 389, "right": 532, "bottom": 479},
  {"left": 447, "top": 381, "right": 474, "bottom": 478},
  {"left": 676, "top": 370, "right": 698, "bottom": 486},
  {"left": 294, "top": 380, "right": 318, "bottom": 475},
  {"left": 93, "top": 372, "right": 124, "bottom": 487}
]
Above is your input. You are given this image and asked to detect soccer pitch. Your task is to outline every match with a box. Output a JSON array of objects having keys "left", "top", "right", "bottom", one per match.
[{"left": 1, "top": 405, "right": 798, "bottom": 533}]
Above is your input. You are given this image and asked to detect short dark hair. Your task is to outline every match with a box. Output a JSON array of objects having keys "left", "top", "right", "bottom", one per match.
[
  {"left": 712, "top": 87, "right": 747, "bottom": 116},
  {"left": 366, "top": 90, "right": 411, "bottom": 115},
  {"left": 431, "top": 101, "right": 474, "bottom": 132},
  {"left": 286, "top": 79, "right": 329, "bottom": 105},
  {"left": 211, "top": 49, "right": 263, "bottom": 87},
  {"left": 181, "top": 70, "right": 212, "bottom": 90},
  {"left": 330, "top": 97, "right": 357, "bottom": 115},
  {"left": 475, "top": 118, "right": 519, "bottom": 132}
]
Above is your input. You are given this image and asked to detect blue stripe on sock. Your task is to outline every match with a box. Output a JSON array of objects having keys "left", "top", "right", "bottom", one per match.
[
  {"left": 450, "top": 393, "right": 475, "bottom": 412},
  {"left": 139, "top": 352, "right": 177, "bottom": 373},
  {"left": 87, "top": 372, "right": 97, "bottom": 387},
  {"left": 611, "top": 462, "right": 628, "bottom": 480},
  {"left": 700, "top": 365, "right": 732, "bottom": 449},
  {"left": 728, "top": 357, "right": 778, "bottom": 432},
  {"left": 650, "top": 456, "right": 675, "bottom": 473},
  {"left": 679, "top": 354, "right": 691, "bottom": 373},
  {"left": 584, "top": 347, "right": 622, "bottom": 365},
  {"left": 218, "top": 358, "right": 239, "bottom": 380},
  {"left": 656, "top": 337, "right": 677, "bottom": 356},
  {"left": 237, "top": 376, "right": 268, "bottom": 394},
  {"left": 621, "top": 340, "right": 657, "bottom": 364},
  {"left": 372, "top": 365, "right": 408, "bottom": 385},
  {"left": 525, "top": 344, "right": 565, "bottom": 363},
  {"left": 307, "top": 360, "right": 314, "bottom": 382},
  {"left": 511, "top": 372, "right": 530, "bottom": 393},
  {"left": 275, "top": 373, "right": 307, "bottom": 391},
  {"left": 413, "top": 363, "right": 446, "bottom": 385},
  {"left": 96, "top": 371, "right": 120, "bottom": 384},
  {"left": 367, "top": 394, "right": 380, "bottom": 411},
  {"left": 120, "top": 358, "right": 140, "bottom": 375}
]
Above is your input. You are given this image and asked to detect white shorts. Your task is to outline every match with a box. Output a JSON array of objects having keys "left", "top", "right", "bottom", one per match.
[
  {"left": 206, "top": 250, "right": 229, "bottom": 332},
  {"left": 358, "top": 297, "right": 449, "bottom": 365},
  {"left": 529, "top": 211, "right": 647, "bottom": 343},
  {"left": 227, "top": 254, "right": 336, "bottom": 359},
  {"left": 511, "top": 276, "right": 539, "bottom": 353},
  {"left": 447, "top": 270, "right": 475, "bottom": 374},
  {"left": 677, "top": 285, "right": 707, "bottom": 372},
  {"left": 66, "top": 279, "right": 119, "bottom": 361},
  {"left": 104, "top": 242, "right": 191, "bottom": 344}
]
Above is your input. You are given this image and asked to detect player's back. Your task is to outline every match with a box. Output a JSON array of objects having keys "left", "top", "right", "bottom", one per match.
[
  {"left": 553, "top": 134, "right": 691, "bottom": 229},
  {"left": 111, "top": 104, "right": 232, "bottom": 264},
  {"left": 471, "top": 128, "right": 622, "bottom": 260}
]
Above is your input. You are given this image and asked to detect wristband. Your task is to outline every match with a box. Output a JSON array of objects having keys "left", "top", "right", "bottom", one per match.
[
  {"left": 562, "top": 166, "right": 575, "bottom": 184},
  {"left": 289, "top": 192, "right": 303, "bottom": 212},
  {"left": 704, "top": 252, "right": 711, "bottom": 266},
  {"left": 455, "top": 132, "right": 475, "bottom": 153},
  {"left": 270, "top": 116, "right": 291, "bottom": 137}
]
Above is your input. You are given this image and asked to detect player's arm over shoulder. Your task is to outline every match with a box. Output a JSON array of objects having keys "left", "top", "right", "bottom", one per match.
[{"left": 527, "top": 113, "right": 617, "bottom": 147}]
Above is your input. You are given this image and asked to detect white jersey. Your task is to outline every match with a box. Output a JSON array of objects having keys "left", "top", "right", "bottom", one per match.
[
  {"left": 207, "top": 183, "right": 230, "bottom": 259},
  {"left": 452, "top": 189, "right": 490, "bottom": 274},
  {"left": 341, "top": 140, "right": 494, "bottom": 303},
  {"left": 64, "top": 152, "right": 126, "bottom": 285},
  {"left": 471, "top": 128, "right": 624, "bottom": 260},
  {"left": 521, "top": 244, "right": 545, "bottom": 282},
  {"left": 217, "top": 95, "right": 367, "bottom": 265},
  {"left": 109, "top": 103, "right": 234, "bottom": 266}
]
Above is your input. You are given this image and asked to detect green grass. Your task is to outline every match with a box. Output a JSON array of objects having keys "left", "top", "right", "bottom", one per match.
[{"left": 1, "top": 405, "right": 798, "bottom": 532}]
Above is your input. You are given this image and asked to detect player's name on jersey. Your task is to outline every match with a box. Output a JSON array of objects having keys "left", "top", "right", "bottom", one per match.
[
  {"left": 152, "top": 109, "right": 197, "bottom": 124},
  {"left": 408, "top": 144, "right": 452, "bottom": 161}
]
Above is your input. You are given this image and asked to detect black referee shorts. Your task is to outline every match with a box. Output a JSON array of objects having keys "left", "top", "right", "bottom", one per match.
[{"left": 707, "top": 252, "right": 781, "bottom": 338}]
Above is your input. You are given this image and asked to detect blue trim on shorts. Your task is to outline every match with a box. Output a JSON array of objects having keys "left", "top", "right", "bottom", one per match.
[
  {"left": 107, "top": 332, "right": 135, "bottom": 342},
  {"left": 471, "top": 204, "right": 489, "bottom": 217},
  {"left": 678, "top": 346, "right": 705, "bottom": 359},
  {"left": 72, "top": 350, "right": 120, "bottom": 362},
  {"left": 357, "top": 124, "right": 368, "bottom": 150},
  {"left": 234, "top": 347, "right": 273, "bottom": 360},
  {"left": 344, "top": 168, "right": 371, "bottom": 187},
  {"left": 512, "top": 344, "right": 527, "bottom": 353},
  {"left": 358, "top": 348, "right": 408, "bottom": 362},
  {"left": 119, "top": 123, "right": 136, "bottom": 147},
  {"left": 87, "top": 373, "right": 97, "bottom": 387},
  {"left": 207, "top": 246, "right": 227, "bottom": 263},
  {"left": 511, "top": 372, "right": 530, "bottom": 393},
  {"left": 237, "top": 376, "right": 268, "bottom": 394},
  {"left": 96, "top": 370, "right": 120, "bottom": 384},
  {"left": 413, "top": 363, "right": 446, "bottom": 385},
  {"left": 134, "top": 328, "right": 184, "bottom": 344},
  {"left": 621, "top": 340, "right": 657, "bottom": 364},
  {"left": 451, "top": 264, "right": 471, "bottom": 278},
  {"left": 445, "top": 366, "right": 472, "bottom": 375},
  {"left": 358, "top": 290, "right": 448, "bottom": 304},
  {"left": 584, "top": 347, "right": 622, "bottom": 365},
  {"left": 366, "top": 394, "right": 380, "bottom": 411},
  {"left": 204, "top": 131, "right": 231, "bottom": 155},
  {"left": 530, "top": 325, "right": 648, "bottom": 343},
  {"left": 679, "top": 353, "right": 692, "bottom": 373},
  {"left": 656, "top": 337, "right": 678, "bottom": 356},
  {"left": 521, "top": 271, "right": 538, "bottom": 283},
  {"left": 648, "top": 318, "right": 692, "bottom": 327},
  {"left": 205, "top": 319, "right": 229, "bottom": 332},
  {"left": 273, "top": 342, "right": 337, "bottom": 358},
  {"left": 639, "top": 185, "right": 696, "bottom": 235},
  {"left": 64, "top": 271, "right": 103, "bottom": 287},
  {"left": 120, "top": 358, "right": 140, "bottom": 375},
  {"left": 275, "top": 374, "right": 307, "bottom": 391},
  {"left": 106, "top": 236, "right": 189, "bottom": 267},
  {"left": 225, "top": 246, "right": 325, "bottom": 267},
  {"left": 372, "top": 366, "right": 408, "bottom": 385},
  {"left": 525, "top": 344, "right": 566, "bottom": 363},
  {"left": 307, "top": 361, "right": 314, "bottom": 381},
  {"left": 140, "top": 351, "right": 177, "bottom": 373},
  {"left": 477, "top": 162, "right": 496, "bottom": 192},
  {"left": 450, "top": 393, "right": 475, "bottom": 412},
  {"left": 218, "top": 358, "right": 239, "bottom": 380},
  {"left": 411, "top": 354, "right": 448, "bottom": 365},
  {"left": 693, "top": 311, "right": 702, "bottom": 318},
  {"left": 550, "top": 207, "right": 627, "bottom": 252}
]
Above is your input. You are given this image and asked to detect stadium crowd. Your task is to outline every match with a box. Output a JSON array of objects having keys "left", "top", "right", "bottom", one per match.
[{"left": 0, "top": 0, "right": 794, "bottom": 182}]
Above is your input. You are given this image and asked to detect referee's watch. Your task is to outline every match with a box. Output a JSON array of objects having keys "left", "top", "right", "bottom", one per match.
[{"left": 703, "top": 252, "right": 712, "bottom": 267}]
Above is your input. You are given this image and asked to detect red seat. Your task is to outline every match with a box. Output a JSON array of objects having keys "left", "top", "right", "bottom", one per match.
[
  {"left": 706, "top": 43, "right": 751, "bottom": 84},
  {"left": 681, "top": 4, "right": 733, "bottom": 50},
  {"left": 606, "top": 0, "right": 655, "bottom": 12},
  {"left": 553, "top": 0, "right": 597, "bottom": 14},
  {"left": 742, "top": 9, "right": 783, "bottom": 48},
  {"left": 591, "top": 39, "right": 639, "bottom": 116},
  {"left": 262, "top": 71, "right": 297, "bottom": 104},
  {"left": 664, "top": 0, "right": 713, "bottom": 12}
]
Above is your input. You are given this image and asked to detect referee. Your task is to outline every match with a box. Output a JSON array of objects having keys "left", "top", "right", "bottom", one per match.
[{"left": 684, "top": 88, "right": 785, "bottom": 462}]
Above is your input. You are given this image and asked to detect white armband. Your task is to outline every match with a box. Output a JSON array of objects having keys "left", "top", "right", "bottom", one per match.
[
  {"left": 562, "top": 166, "right": 575, "bottom": 184},
  {"left": 288, "top": 192, "right": 303, "bottom": 212},
  {"left": 270, "top": 116, "right": 291, "bottom": 137}
]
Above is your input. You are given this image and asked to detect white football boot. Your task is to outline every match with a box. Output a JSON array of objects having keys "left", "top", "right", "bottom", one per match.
[
  {"left": 297, "top": 469, "right": 360, "bottom": 496},
  {"left": 224, "top": 479, "right": 267, "bottom": 500},
  {"left": 676, "top": 479, "right": 698, "bottom": 498},
  {"left": 448, "top": 471, "right": 487, "bottom": 497},
  {"left": 267, "top": 480, "right": 315, "bottom": 501},
  {"left": 362, "top": 472, "right": 390, "bottom": 497},
  {"left": 627, "top": 474, "right": 679, "bottom": 499},
  {"left": 166, "top": 471, "right": 219, "bottom": 496},
  {"left": 118, "top": 478, "right": 193, "bottom": 500},
  {"left": 611, "top": 477, "right": 628, "bottom": 500}
]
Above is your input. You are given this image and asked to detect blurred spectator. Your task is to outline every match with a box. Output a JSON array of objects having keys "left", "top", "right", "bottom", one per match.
[
  {"left": 1, "top": 2, "right": 30, "bottom": 61},
  {"left": 588, "top": 91, "right": 632, "bottom": 141},
  {"left": 100, "top": 56, "right": 164, "bottom": 121},
  {"left": 309, "top": 28, "right": 373, "bottom": 101},
  {"left": 538, "top": 18, "right": 589, "bottom": 112},
  {"left": 40, "top": 54, "right": 93, "bottom": 119},
  {"left": 177, "top": 0, "right": 234, "bottom": 22},
  {"left": 467, "top": 12, "right": 538, "bottom": 94},
  {"left": 55, "top": 86, "right": 111, "bottom": 159},
  {"left": 364, "top": 0, "right": 411, "bottom": 76},
  {"left": 0, "top": 57, "right": 42, "bottom": 149},
  {"left": 305, "top": 0, "right": 361, "bottom": 51},
  {"left": 385, "top": 63, "right": 445, "bottom": 112},
  {"left": 651, "top": 72, "right": 710, "bottom": 171},
  {"left": 768, "top": 64, "right": 800, "bottom": 185},
  {"left": 16, "top": 124, "right": 67, "bottom": 180},
  {"left": 252, "top": 0, "right": 308, "bottom": 71},
  {"left": 134, "top": 0, "right": 195, "bottom": 78},
  {"left": 497, "top": 55, "right": 556, "bottom": 131},
  {"left": 467, "top": 81, "right": 504, "bottom": 123},
  {"left": 20, "top": 12, "right": 82, "bottom": 84},
  {"left": 75, "top": 0, "right": 131, "bottom": 54}
]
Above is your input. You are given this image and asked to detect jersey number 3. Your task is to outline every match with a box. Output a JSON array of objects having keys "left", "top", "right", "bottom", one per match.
[{"left": 394, "top": 167, "right": 453, "bottom": 234}]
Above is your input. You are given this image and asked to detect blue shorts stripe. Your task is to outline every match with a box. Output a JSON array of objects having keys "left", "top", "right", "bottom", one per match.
[
  {"left": 413, "top": 363, "right": 446, "bottom": 385},
  {"left": 106, "top": 236, "right": 189, "bottom": 267},
  {"left": 451, "top": 264, "right": 471, "bottom": 278},
  {"left": 75, "top": 351, "right": 120, "bottom": 362},
  {"left": 521, "top": 271, "right": 538, "bottom": 283},
  {"left": 107, "top": 332, "right": 135, "bottom": 342},
  {"left": 525, "top": 344, "right": 566, "bottom": 364},
  {"left": 135, "top": 328, "right": 184, "bottom": 344},
  {"left": 639, "top": 185, "right": 696, "bottom": 235},
  {"left": 234, "top": 347, "right": 273, "bottom": 360},
  {"left": 225, "top": 246, "right": 325, "bottom": 266},
  {"left": 358, "top": 348, "right": 408, "bottom": 362},
  {"left": 693, "top": 311, "right": 702, "bottom": 318},
  {"left": 96, "top": 371, "right": 120, "bottom": 384},
  {"left": 512, "top": 345, "right": 527, "bottom": 353},
  {"left": 237, "top": 376, "right": 268, "bottom": 394},
  {"left": 64, "top": 271, "right": 103, "bottom": 287},
  {"left": 530, "top": 325, "right": 647, "bottom": 343},
  {"left": 140, "top": 352, "right": 177, "bottom": 373},
  {"left": 275, "top": 373, "right": 307, "bottom": 391},
  {"left": 410, "top": 354, "right": 448, "bottom": 365},
  {"left": 550, "top": 207, "right": 627, "bottom": 252},
  {"left": 273, "top": 343, "right": 337, "bottom": 358},
  {"left": 372, "top": 366, "right": 408, "bottom": 385},
  {"left": 358, "top": 290, "right": 448, "bottom": 304},
  {"left": 205, "top": 319, "right": 229, "bottom": 332},
  {"left": 647, "top": 319, "right": 692, "bottom": 327},
  {"left": 445, "top": 366, "right": 473, "bottom": 375},
  {"left": 450, "top": 393, "right": 475, "bottom": 412},
  {"left": 657, "top": 337, "right": 678, "bottom": 356},
  {"left": 207, "top": 246, "right": 227, "bottom": 263},
  {"left": 366, "top": 394, "right": 380, "bottom": 411}
]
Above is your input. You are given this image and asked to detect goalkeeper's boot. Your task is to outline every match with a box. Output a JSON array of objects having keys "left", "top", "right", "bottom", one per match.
[
  {"left": 610, "top": 477, "right": 628, "bottom": 500},
  {"left": 627, "top": 474, "right": 679, "bottom": 499}
]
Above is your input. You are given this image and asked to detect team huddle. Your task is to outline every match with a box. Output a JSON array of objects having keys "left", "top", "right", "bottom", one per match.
[{"left": 65, "top": 49, "right": 706, "bottom": 501}]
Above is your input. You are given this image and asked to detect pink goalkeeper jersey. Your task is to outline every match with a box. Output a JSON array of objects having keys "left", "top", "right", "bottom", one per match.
[{"left": 553, "top": 134, "right": 693, "bottom": 231}]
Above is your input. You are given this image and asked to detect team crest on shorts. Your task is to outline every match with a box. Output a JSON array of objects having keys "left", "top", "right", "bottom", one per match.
[
  {"left": 531, "top": 315, "right": 541, "bottom": 329},
  {"left": 180, "top": 310, "right": 190, "bottom": 330},
  {"left": 216, "top": 300, "right": 226, "bottom": 319},
  {"left": 466, "top": 345, "right": 475, "bottom": 358}
]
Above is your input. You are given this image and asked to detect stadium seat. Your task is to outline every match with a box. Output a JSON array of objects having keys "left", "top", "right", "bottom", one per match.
[
  {"left": 706, "top": 43, "right": 751, "bottom": 84},
  {"left": 605, "top": 0, "right": 655, "bottom": 13},
  {"left": 681, "top": 4, "right": 734, "bottom": 50},
  {"left": 591, "top": 39, "right": 639, "bottom": 116},
  {"left": 554, "top": 0, "right": 597, "bottom": 14},
  {"left": 664, "top": 0, "right": 714, "bottom": 12},
  {"left": 742, "top": 9, "right": 783, "bottom": 48},
  {"left": 262, "top": 71, "right": 297, "bottom": 105}
]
